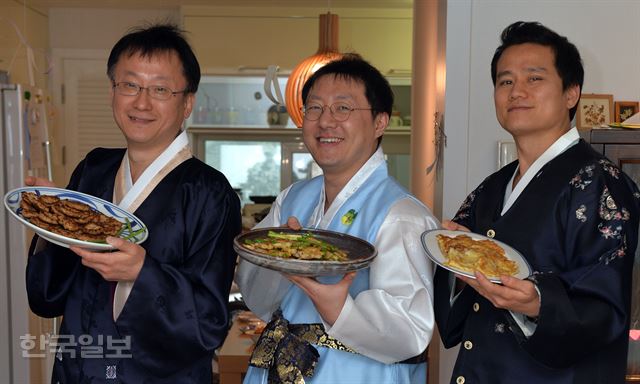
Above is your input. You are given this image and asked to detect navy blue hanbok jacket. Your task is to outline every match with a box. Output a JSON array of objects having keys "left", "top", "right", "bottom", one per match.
[
  {"left": 26, "top": 148, "right": 241, "bottom": 383},
  {"left": 435, "top": 140, "right": 640, "bottom": 384}
]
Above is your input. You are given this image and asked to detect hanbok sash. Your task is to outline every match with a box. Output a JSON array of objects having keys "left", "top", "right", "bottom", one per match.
[
  {"left": 250, "top": 310, "right": 356, "bottom": 384},
  {"left": 250, "top": 309, "right": 426, "bottom": 384},
  {"left": 112, "top": 130, "right": 192, "bottom": 320}
]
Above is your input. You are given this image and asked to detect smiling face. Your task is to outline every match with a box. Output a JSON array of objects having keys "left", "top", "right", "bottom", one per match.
[
  {"left": 302, "top": 75, "right": 387, "bottom": 181},
  {"left": 494, "top": 43, "right": 579, "bottom": 141},
  {"left": 110, "top": 51, "right": 194, "bottom": 153}
]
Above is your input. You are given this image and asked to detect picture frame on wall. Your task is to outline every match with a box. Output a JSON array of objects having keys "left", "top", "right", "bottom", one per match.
[
  {"left": 576, "top": 93, "right": 614, "bottom": 129},
  {"left": 614, "top": 101, "right": 640, "bottom": 123}
]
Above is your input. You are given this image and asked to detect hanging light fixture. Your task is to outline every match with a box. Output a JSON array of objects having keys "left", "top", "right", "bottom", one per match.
[{"left": 285, "top": 12, "right": 342, "bottom": 128}]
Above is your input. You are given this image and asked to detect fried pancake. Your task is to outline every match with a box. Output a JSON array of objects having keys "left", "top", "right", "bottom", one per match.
[
  {"left": 436, "top": 234, "right": 519, "bottom": 278},
  {"left": 20, "top": 192, "right": 123, "bottom": 242},
  {"left": 243, "top": 231, "right": 349, "bottom": 261}
]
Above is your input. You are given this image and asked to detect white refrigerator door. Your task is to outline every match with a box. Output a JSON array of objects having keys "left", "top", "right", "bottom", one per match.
[{"left": 1, "top": 84, "right": 55, "bottom": 383}]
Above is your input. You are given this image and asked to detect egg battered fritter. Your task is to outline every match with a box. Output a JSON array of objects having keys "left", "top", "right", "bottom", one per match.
[{"left": 436, "top": 234, "right": 519, "bottom": 278}]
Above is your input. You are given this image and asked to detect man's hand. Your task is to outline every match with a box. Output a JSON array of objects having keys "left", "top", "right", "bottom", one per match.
[
  {"left": 25, "top": 176, "right": 55, "bottom": 188},
  {"left": 285, "top": 216, "right": 302, "bottom": 230},
  {"left": 70, "top": 237, "right": 146, "bottom": 281},
  {"left": 286, "top": 272, "right": 356, "bottom": 325},
  {"left": 442, "top": 220, "right": 540, "bottom": 317},
  {"left": 282, "top": 216, "right": 354, "bottom": 325},
  {"left": 442, "top": 219, "right": 470, "bottom": 232},
  {"left": 458, "top": 272, "right": 540, "bottom": 318}
]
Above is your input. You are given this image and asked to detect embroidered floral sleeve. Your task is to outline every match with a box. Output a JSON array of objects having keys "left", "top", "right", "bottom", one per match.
[
  {"left": 598, "top": 159, "right": 620, "bottom": 179},
  {"left": 569, "top": 160, "right": 633, "bottom": 265},
  {"left": 521, "top": 155, "right": 640, "bottom": 368},
  {"left": 453, "top": 184, "right": 484, "bottom": 222},
  {"left": 596, "top": 186, "right": 632, "bottom": 264},
  {"left": 569, "top": 164, "right": 595, "bottom": 190}
]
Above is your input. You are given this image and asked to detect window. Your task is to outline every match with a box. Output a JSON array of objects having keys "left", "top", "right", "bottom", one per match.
[
  {"left": 204, "top": 140, "right": 282, "bottom": 206},
  {"left": 189, "top": 128, "right": 411, "bottom": 210},
  {"left": 190, "top": 128, "right": 311, "bottom": 207}
]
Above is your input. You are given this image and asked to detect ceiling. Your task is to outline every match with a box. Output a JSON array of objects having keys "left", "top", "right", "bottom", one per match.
[{"left": 15, "top": 0, "right": 413, "bottom": 12}]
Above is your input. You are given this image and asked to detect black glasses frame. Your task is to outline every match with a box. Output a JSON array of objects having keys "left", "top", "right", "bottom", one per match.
[
  {"left": 112, "top": 82, "right": 187, "bottom": 100},
  {"left": 301, "top": 102, "right": 372, "bottom": 122}
]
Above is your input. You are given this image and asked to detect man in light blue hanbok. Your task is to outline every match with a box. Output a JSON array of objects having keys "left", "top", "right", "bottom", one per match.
[{"left": 236, "top": 54, "right": 438, "bottom": 384}]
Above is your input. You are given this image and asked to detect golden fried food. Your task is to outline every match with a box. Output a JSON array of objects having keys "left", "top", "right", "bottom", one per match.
[
  {"left": 243, "top": 231, "right": 348, "bottom": 261},
  {"left": 436, "top": 234, "right": 519, "bottom": 278},
  {"left": 20, "top": 192, "right": 123, "bottom": 242}
]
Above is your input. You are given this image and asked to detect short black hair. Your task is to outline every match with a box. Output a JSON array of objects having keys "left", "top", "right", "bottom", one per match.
[
  {"left": 302, "top": 53, "right": 393, "bottom": 119},
  {"left": 490, "top": 21, "right": 584, "bottom": 121},
  {"left": 107, "top": 23, "right": 200, "bottom": 94}
]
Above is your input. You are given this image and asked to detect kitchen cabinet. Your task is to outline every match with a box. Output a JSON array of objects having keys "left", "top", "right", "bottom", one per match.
[
  {"left": 181, "top": 6, "right": 412, "bottom": 75},
  {"left": 582, "top": 127, "right": 640, "bottom": 383},
  {"left": 188, "top": 75, "right": 297, "bottom": 128},
  {"left": 187, "top": 74, "right": 411, "bottom": 130}
]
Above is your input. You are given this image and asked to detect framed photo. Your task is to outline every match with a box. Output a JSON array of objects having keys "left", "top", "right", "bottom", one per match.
[
  {"left": 576, "top": 93, "right": 613, "bottom": 129},
  {"left": 614, "top": 101, "right": 639, "bottom": 123}
]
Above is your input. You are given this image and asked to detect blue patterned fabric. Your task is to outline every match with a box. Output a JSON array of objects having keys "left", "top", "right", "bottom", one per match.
[{"left": 244, "top": 161, "right": 427, "bottom": 384}]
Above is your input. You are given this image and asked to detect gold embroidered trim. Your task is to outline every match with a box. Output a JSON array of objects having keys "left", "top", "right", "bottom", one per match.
[{"left": 249, "top": 310, "right": 355, "bottom": 384}]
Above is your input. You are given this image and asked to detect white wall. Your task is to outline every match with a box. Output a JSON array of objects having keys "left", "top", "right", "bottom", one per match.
[
  {"left": 49, "top": 8, "right": 178, "bottom": 50},
  {"left": 0, "top": 4, "right": 49, "bottom": 88},
  {"left": 443, "top": 0, "right": 640, "bottom": 219}
]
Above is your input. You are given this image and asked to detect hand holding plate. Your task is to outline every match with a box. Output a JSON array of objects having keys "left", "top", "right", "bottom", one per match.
[
  {"left": 24, "top": 176, "right": 55, "bottom": 188},
  {"left": 459, "top": 271, "right": 540, "bottom": 317},
  {"left": 442, "top": 219, "right": 470, "bottom": 232},
  {"left": 71, "top": 236, "right": 146, "bottom": 281},
  {"left": 286, "top": 271, "right": 356, "bottom": 325},
  {"left": 285, "top": 216, "right": 302, "bottom": 230}
]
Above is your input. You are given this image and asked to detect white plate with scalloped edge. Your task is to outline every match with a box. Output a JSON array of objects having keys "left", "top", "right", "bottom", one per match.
[{"left": 4, "top": 187, "right": 148, "bottom": 251}]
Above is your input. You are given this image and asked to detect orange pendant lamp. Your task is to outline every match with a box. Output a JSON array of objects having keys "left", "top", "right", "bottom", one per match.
[{"left": 285, "top": 12, "right": 342, "bottom": 128}]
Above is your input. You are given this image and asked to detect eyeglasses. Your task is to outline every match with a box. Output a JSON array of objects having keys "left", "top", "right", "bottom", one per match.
[
  {"left": 302, "top": 102, "right": 372, "bottom": 122},
  {"left": 113, "top": 82, "right": 187, "bottom": 101}
]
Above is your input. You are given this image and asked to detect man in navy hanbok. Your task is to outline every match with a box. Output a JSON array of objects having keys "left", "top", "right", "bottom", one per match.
[
  {"left": 435, "top": 21, "right": 640, "bottom": 384},
  {"left": 26, "top": 24, "right": 241, "bottom": 383}
]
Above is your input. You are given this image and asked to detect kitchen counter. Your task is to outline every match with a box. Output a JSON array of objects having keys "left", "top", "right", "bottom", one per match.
[{"left": 218, "top": 315, "right": 256, "bottom": 384}]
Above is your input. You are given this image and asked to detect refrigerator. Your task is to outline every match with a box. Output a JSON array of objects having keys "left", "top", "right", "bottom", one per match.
[{"left": 1, "top": 83, "right": 55, "bottom": 383}]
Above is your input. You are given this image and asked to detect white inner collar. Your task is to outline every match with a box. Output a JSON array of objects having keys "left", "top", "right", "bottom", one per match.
[
  {"left": 118, "top": 130, "right": 190, "bottom": 211},
  {"left": 308, "top": 146, "right": 385, "bottom": 229},
  {"left": 502, "top": 128, "right": 580, "bottom": 215}
]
